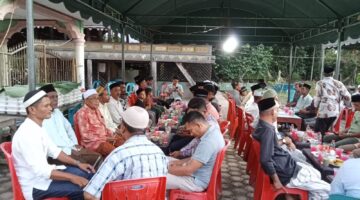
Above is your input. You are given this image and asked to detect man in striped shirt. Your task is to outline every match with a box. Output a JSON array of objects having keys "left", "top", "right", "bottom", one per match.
[{"left": 83, "top": 106, "right": 168, "bottom": 200}]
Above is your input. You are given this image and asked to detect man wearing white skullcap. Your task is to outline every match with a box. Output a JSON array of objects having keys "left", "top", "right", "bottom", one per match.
[
  {"left": 74, "top": 89, "right": 125, "bottom": 157},
  {"left": 244, "top": 83, "right": 264, "bottom": 127},
  {"left": 12, "top": 89, "right": 95, "bottom": 200},
  {"left": 84, "top": 106, "right": 168, "bottom": 199}
]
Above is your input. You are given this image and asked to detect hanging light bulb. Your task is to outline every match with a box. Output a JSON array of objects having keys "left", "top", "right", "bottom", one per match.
[{"left": 222, "top": 35, "right": 239, "bottom": 53}]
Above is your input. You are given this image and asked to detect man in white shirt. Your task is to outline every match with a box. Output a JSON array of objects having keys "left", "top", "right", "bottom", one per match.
[
  {"left": 12, "top": 89, "right": 95, "bottom": 200},
  {"left": 166, "top": 76, "right": 184, "bottom": 101},
  {"left": 96, "top": 86, "right": 118, "bottom": 132},
  {"left": 107, "top": 81, "right": 124, "bottom": 126},
  {"left": 294, "top": 83, "right": 313, "bottom": 113},
  {"left": 314, "top": 66, "right": 351, "bottom": 137},
  {"left": 40, "top": 84, "right": 101, "bottom": 167}
]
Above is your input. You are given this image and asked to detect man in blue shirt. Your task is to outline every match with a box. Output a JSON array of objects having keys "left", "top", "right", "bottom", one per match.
[
  {"left": 166, "top": 111, "right": 225, "bottom": 192},
  {"left": 40, "top": 84, "right": 101, "bottom": 166},
  {"left": 331, "top": 158, "right": 360, "bottom": 198}
]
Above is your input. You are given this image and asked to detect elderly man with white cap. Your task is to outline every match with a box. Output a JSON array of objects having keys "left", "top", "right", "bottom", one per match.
[
  {"left": 74, "top": 89, "right": 124, "bottom": 157},
  {"left": 83, "top": 106, "right": 168, "bottom": 200},
  {"left": 12, "top": 89, "right": 95, "bottom": 200},
  {"left": 244, "top": 83, "right": 265, "bottom": 127}
]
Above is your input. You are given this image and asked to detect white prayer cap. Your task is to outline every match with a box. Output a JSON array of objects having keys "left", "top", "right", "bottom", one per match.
[
  {"left": 23, "top": 90, "right": 47, "bottom": 108},
  {"left": 253, "top": 89, "right": 264, "bottom": 97},
  {"left": 83, "top": 89, "right": 97, "bottom": 99},
  {"left": 121, "top": 106, "right": 149, "bottom": 129}
]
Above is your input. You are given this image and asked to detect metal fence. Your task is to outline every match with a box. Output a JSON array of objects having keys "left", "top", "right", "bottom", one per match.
[
  {"left": 157, "top": 62, "right": 212, "bottom": 82},
  {"left": 5, "top": 42, "right": 76, "bottom": 86}
]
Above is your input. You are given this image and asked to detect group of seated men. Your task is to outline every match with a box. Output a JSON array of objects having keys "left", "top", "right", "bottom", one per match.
[{"left": 11, "top": 76, "right": 226, "bottom": 200}]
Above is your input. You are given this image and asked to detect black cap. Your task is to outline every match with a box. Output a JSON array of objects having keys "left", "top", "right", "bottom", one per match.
[
  {"left": 109, "top": 81, "right": 121, "bottom": 90},
  {"left": 194, "top": 89, "right": 208, "bottom": 97},
  {"left": 240, "top": 86, "right": 247, "bottom": 93},
  {"left": 258, "top": 98, "right": 276, "bottom": 112},
  {"left": 172, "top": 76, "right": 179, "bottom": 80},
  {"left": 251, "top": 84, "right": 261, "bottom": 92},
  {"left": 324, "top": 66, "right": 335, "bottom": 74},
  {"left": 352, "top": 94, "right": 360, "bottom": 102},
  {"left": 302, "top": 83, "right": 311, "bottom": 90},
  {"left": 146, "top": 76, "right": 153, "bottom": 81},
  {"left": 259, "top": 82, "right": 267, "bottom": 89},
  {"left": 136, "top": 88, "right": 144, "bottom": 95},
  {"left": 39, "top": 84, "right": 56, "bottom": 93}
]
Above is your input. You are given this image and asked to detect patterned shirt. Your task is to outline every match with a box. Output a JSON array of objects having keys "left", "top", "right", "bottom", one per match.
[
  {"left": 314, "top": 77, "right": 351, "bottom": 118},
  {"left": 75, "top": 105, "right": 113, "bottom": 150},
  {"left": 84, "top": 135, "right": 168, "bottom": 198}
]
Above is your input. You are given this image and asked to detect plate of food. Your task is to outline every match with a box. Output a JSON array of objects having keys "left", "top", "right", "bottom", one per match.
[{"left": 330, "top": 159, "right": 344, "bottom": 168}]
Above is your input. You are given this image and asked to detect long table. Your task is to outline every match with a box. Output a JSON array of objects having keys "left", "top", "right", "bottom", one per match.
[
  {"left": 302, "top": 149, "right": 334, "bottom": 183},
  {"left": 277, "top": 110, "right": 302, "bottom": 129}
]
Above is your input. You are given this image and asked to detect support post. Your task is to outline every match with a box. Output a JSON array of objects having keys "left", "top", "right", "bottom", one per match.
[
  {"left": 288, "top": 44, "right": 293, "bottom": 103},
  {"left": 26, "top": 0, "right": 35, "bottom": 90},
  {"left": 320, "top": 45, "right": 325, "bottom": 80},
  {"left": 121, "top": 23, "right": 126, "bottom": 80},
  {"left": 74, "top": 38, "right": 85, "bottom": 88},
  {"left": 87, "top": 59, "right": 93, "bottom": 88},
  {"left": 310, "top": 45, "right": 316, "bottom": 81},
  {"left": 335, "top": 30, "right": 343, "bottom": 80}
]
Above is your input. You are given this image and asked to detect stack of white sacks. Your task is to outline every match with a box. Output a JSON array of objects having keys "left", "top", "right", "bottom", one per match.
[{"left": 0, "top": 87, "right": 82, "bottom": 115}]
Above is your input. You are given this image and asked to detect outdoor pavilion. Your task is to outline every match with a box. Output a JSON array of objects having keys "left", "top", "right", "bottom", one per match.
[{"left": 17, "top": 0, "right": 360, "bottom": 90}]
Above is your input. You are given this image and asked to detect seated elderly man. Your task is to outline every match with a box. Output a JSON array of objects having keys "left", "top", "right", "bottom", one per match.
[
  {"left": 253, "top": 98, "right": 330, "bottom": 199},
  {"left": 166, "top": 111, "right": 225, "bottom": 192},
  {"left": 324, "top": 94, "right": 360, "bottom": 147},
  {"left": 96, "top": 86, "right": 118, "bottom": 133},
  {"left": 75, "top": 89, "right": 124, "bottom": 157},
  {"left": 12, "top": 89, "right": 94, "bottom": 200},
  {"left": 262, "top": 89, "right": 307, "bottom": 163},
  {"left": 107, "top": 81, "right": 125, "bottom": 126},
  {"left": 84, "top": 106, "right": 168, "bottom": 200},
  {"left": 40, "top": 84, "right": 101, "bottom": 166},
  {"left": 330, "top": 157, "right": 360, "bottom": 199}
]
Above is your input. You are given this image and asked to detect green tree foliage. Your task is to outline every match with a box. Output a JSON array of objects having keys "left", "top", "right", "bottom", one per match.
[{"left": 214, "top": 44, "right": 273, "bottom": 81}]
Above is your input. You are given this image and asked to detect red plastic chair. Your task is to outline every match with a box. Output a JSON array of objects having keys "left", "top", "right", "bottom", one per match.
[
  {"left": 169, "top": 140, "right": 231, "bottom": 200},
  {"left": 345, "top": 109, "right": 355, "bottom": 129},
  {"left": 240, "top": 113, "right": 254, "bottom": 161},
  {"left": 333, "top": 109, "right": 345, "bottom": 133},
  {"left": 234, "top": 106, "right": 245, "bottom": 149},
  {"left": 252, "top": 140, "right": 308, "bottom": 200},
  {"left": 237, "top": 112, "right": 253, "bottom": 157},
  {"left": 102, "top": 177, "right": 166, "bottom": 200},
  {"left": 219, "top": 120, "right": 230, "bottom": 135},
  {"left": 0, "top": 142, "right": 69, "bottom": 200},
  {"left": 128, "top": 93, "right": 138, "bottom": 107}
]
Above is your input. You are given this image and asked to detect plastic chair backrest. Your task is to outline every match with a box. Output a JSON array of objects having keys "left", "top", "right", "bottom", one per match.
[
  {"left": 92, "top": 80, "right": 101, "bottom": 89},
  {"left": 219, "top": 120, "right": 230, "bottom": 134},
  {"left": 329, "top": 194, "right": 359, "bottom": 200},
  {"left": 126, "top": 82, "right": 136, "bottom": 96},
  {"left": 205, "top": 139, "right": 231, "bottom": 199},
  {"left": 68, "top": 103, "right": 82, "bottom": 126},
  {"left": 127, "top": 93, "right": 138, "bottom": 107},
  {"left": 333, "top": 109, "right": 345, "bottom": 133},
  {"left": 102, "top": 177, "right": 167, "bottom": 200},
  {"left": 73, "top": 111, "right": 82, "bottom": 144},
  {"left": 0, "top": 142, "right": 24, "bottom": 200},
  {"left": 345, "top": 109, "right": 355, "bottom": 129}
]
